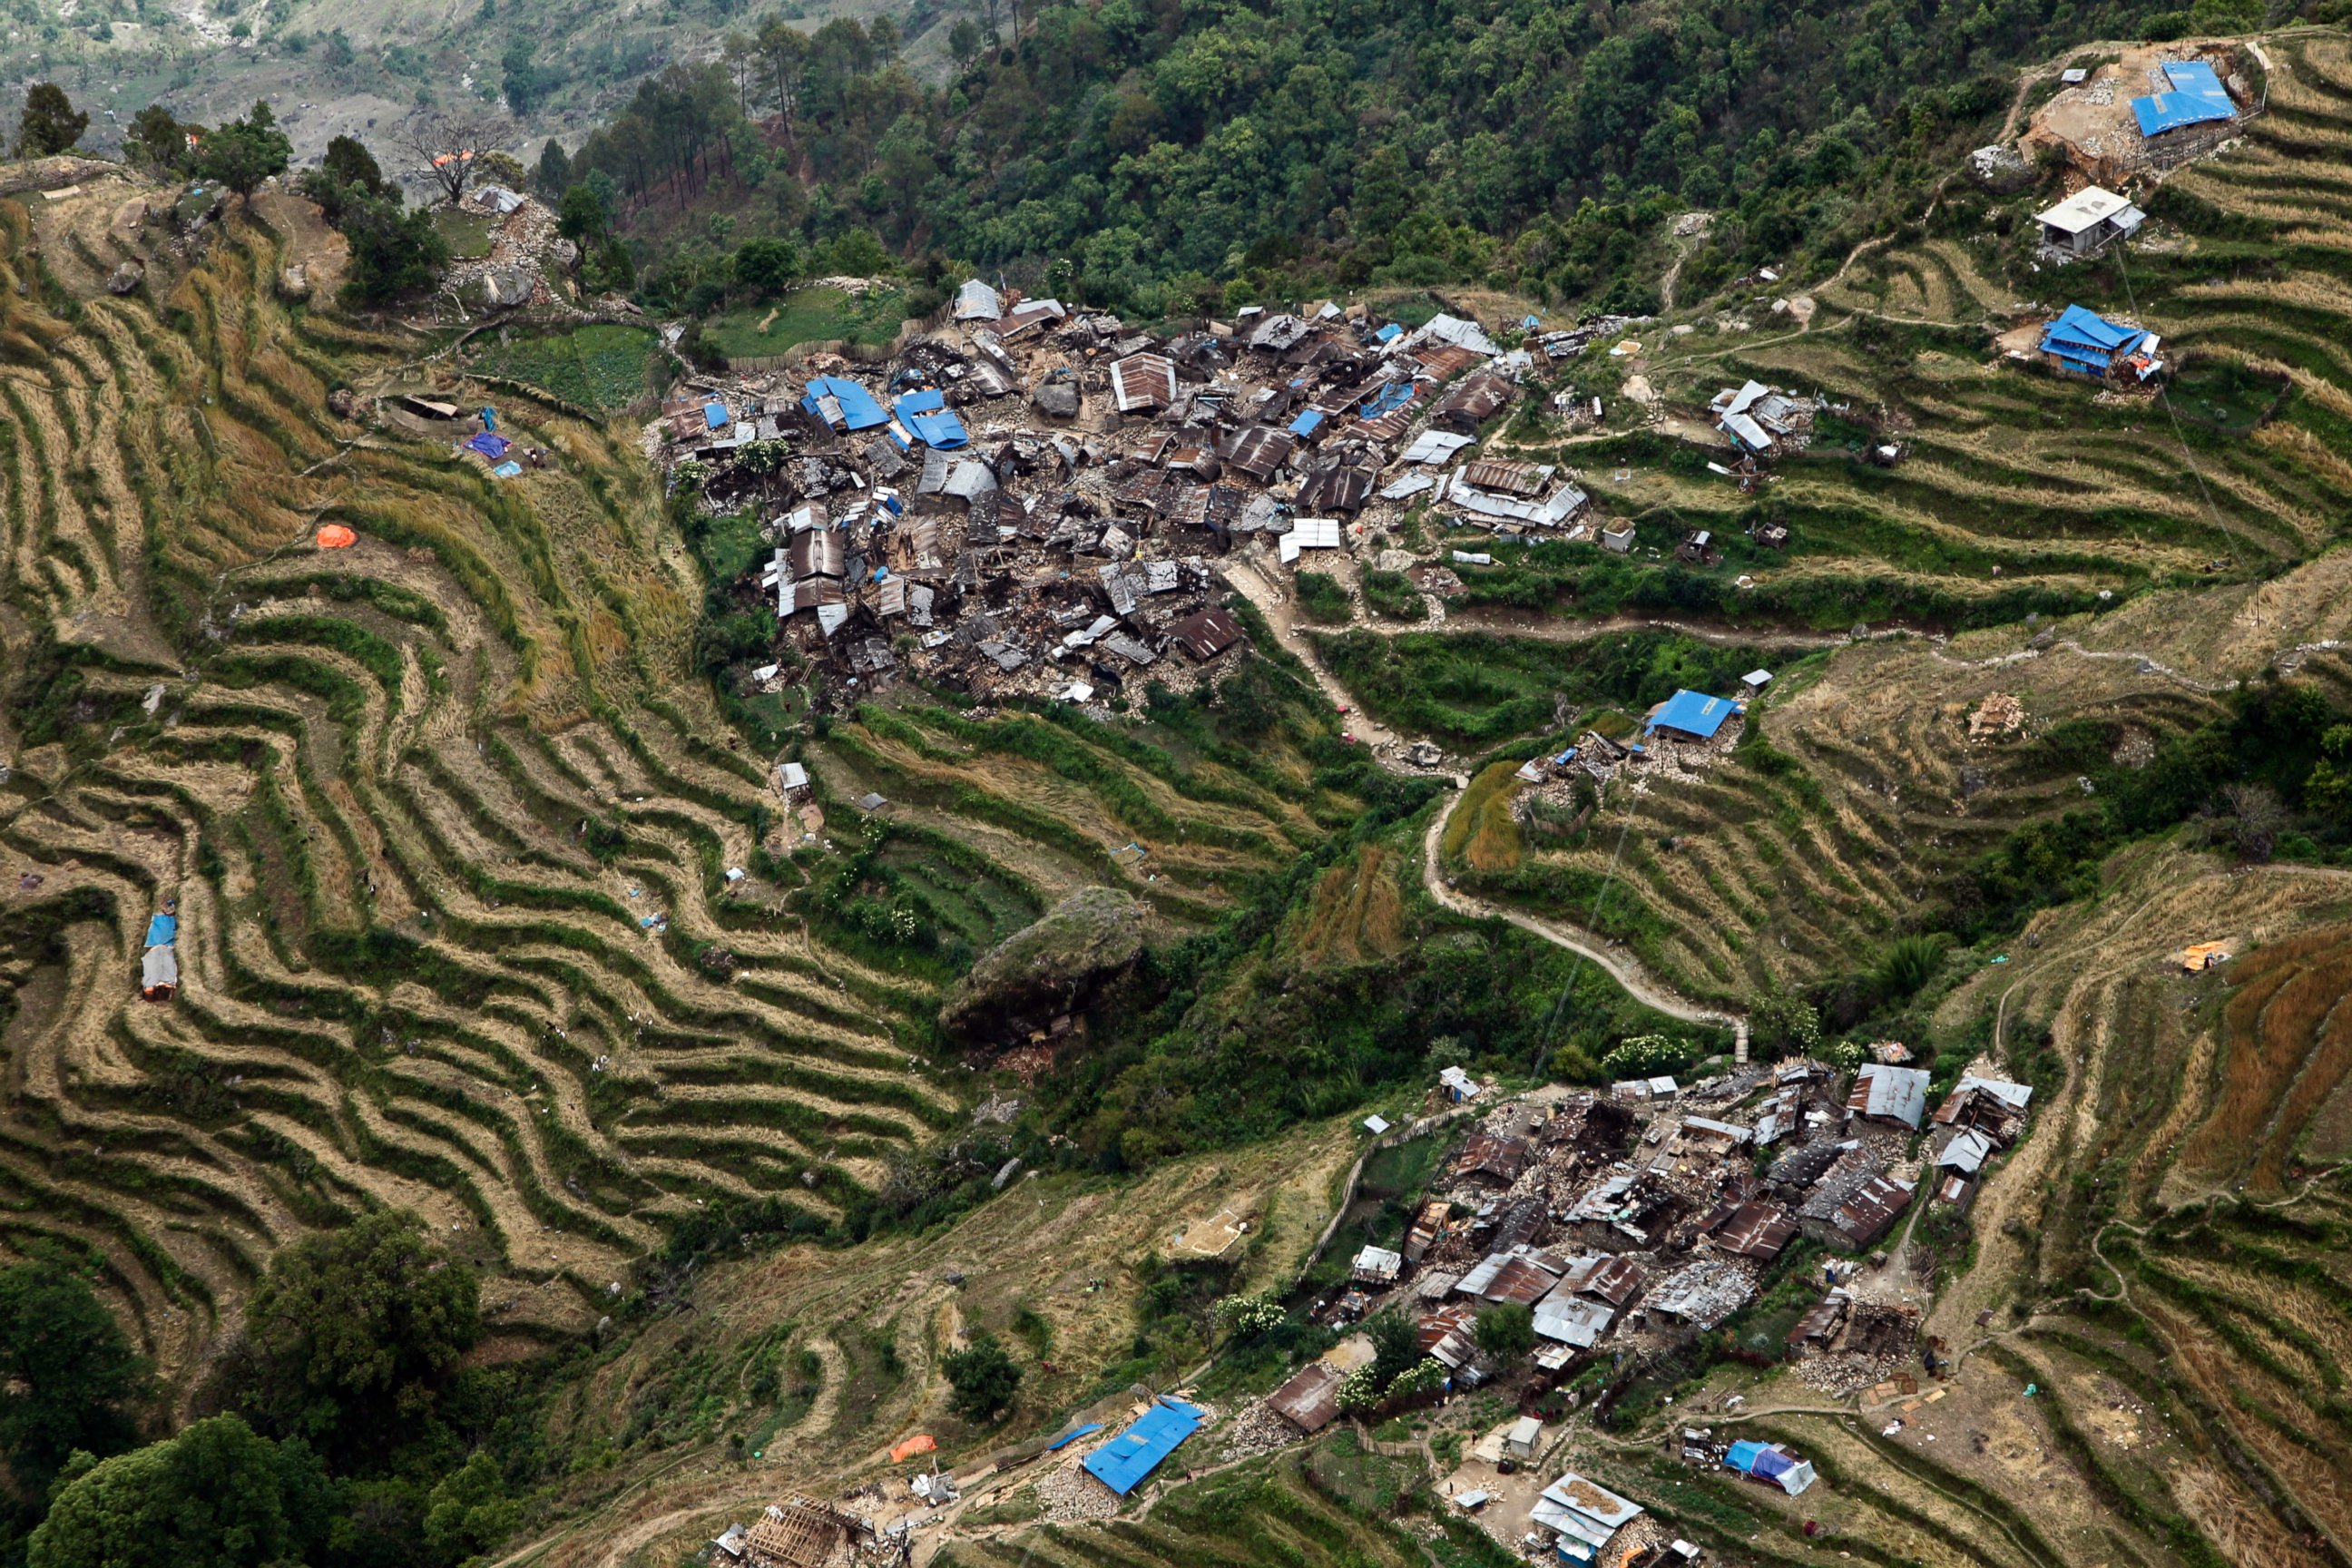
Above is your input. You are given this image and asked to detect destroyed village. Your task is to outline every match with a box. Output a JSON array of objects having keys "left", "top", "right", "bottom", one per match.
[{"left": 19, "top": 2, "right": 2352, "bottom": 1568}]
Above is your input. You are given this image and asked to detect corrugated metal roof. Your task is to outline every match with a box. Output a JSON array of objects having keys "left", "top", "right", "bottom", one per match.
[
  {"left": 1646, "top": 690, "right": 1738, "bottom": 740},
  {"left": 2036, "top": 185, "right": 2132, "bottom": 234},
  {"left": 1110, "top": 353, "right": 1177, "bottom": 412},
  {"left": 1849, "top": 1063, "right": 1930, "bottom": 1128},
  {"left": 1082, "top": 1398, "right": 1204, "bottom": 1494},
  {"left": 2133, "top": 59, "right": 2234, "bottom": 136}
]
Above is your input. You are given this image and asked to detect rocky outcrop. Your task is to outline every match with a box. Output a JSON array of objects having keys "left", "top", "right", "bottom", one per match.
[{"left": 937, "top": 887, "right": 1145, "bottom": 1043}]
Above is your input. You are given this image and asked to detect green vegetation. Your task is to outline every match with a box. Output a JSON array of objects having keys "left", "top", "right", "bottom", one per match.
[
  {"left": 470, "top": 325, "right": 657, "bottom": 412},
  {"left": 429, "top": 208, "right": 498, "bottom": 261},
  {"left": 695, "top": 287, "right": 906, "bottom": 360},
  {"left": 942, "top": 1334, "right": 1023, "bottom": 1423}
]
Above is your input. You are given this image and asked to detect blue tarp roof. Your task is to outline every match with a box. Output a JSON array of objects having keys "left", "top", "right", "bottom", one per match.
[
  {"left": 1045, "top": 1423, "right": 1104, "bottom": 1452},
  {"left": 1374, "top": 323, "right": 1403, "bottom": 342},
  {"left": 2039, "top": 305, "right": 2144, "bottom": 363},
  {"left": 1081, "top": 1398, "right": 1203, "bottom": 1495},
  {"left": 2133, "top": 60, "right": 2234, "bottom": 137},
  {"left": 144, "top": 913, "right": 178, "bottom": 947},
  {"left": 702, "top": 402, "right": 730, "bottom": 431},
  {"left": 894, "top": 389, "right": 969, "bottom": 449},
  {"left": 1647, "top": 689, "right": 1738, "bottom": 740},
  {"left": 801, "top": 377, "right": 889, "bottom": 431},
  {"left": 1359, "top": 381, "right": 1415, "bottom": 419},
  {"left": 1725, "top": 1440, "right": 1768, "bottom": 1472},
  {"left": 1289, "top": 409, "right": 1325, "bottom": 437}
]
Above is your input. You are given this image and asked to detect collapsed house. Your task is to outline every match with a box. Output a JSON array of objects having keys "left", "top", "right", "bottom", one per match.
[{"left": 1710, "top": 380, "right": 1816, "bottom": 458}]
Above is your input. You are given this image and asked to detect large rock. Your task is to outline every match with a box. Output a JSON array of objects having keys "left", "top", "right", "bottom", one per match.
[{"left": 938, "top": 887, "right": 1145, "bottom": 1042}]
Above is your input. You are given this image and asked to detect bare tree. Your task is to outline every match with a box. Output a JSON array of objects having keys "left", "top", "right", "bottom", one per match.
[{"left": 396, "top": 110, "right": 513, "bottom": 206}]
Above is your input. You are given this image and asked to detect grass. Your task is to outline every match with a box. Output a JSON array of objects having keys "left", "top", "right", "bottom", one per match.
[
  {"left": 431, "top": 207, "right": 498, "bottom": 260},
  {"left": 1439, "top": 760, "right": 1525, "bottom": 874},
  {"left": 470, "top": 325, "right": 656, "bottom": 413},
  {"left": 698, "top": 286, "right": 906, "bottom": 359},
  {"left": 1296, "top": 570, "right": 1353, "bottom": 623}
]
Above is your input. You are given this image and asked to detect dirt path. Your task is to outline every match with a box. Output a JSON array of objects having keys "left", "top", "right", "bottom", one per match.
[{"left": 1223, "top": 544, "right": 1743, "bottom": 1025}]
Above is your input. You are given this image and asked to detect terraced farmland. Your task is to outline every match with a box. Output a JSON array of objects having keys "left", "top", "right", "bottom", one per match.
[
  {"left": 0, "top": 179, "right": 1369, "bottom": 1393},
  {"left": 1514, "top": 33, "right": 2352, "bottom": 624}
]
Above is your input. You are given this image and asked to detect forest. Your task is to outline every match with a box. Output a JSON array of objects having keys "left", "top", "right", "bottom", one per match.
[{"left": 549, "top": 0, "right": 2341, "bottom": 318}]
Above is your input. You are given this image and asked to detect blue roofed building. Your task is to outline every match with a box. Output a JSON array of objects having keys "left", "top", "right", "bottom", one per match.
[
  {"left": 1080, "top": 1398, "right": 1205, "bottom": 1495},
  {"left": 893, "top": 389, "right": 969, "bottom": 449},
  {"left": 2038, "top": 305, "right": 2158, "bottom": 379},
  {"left": 2132, "top": 60, "right": 2236, "bottom": 139},
  {"left": 801, "top": 376, "right": 889, "bottom": 433},
  {"left": 1645, "top": 690, "right": 1741, "bottom": 742}
]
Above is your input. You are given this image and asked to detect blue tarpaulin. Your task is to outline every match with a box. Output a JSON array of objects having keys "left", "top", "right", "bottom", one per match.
[
  {"left": 144, "top": 913, "right": 178, "bottom": 947},
  {"left": 2039, "top": 304, "right": 2145, "bottom": 373},
  {"left": 1358, "top": 381, "right": 1415, "bottom": 419},
  {"left": 1646, "top": 689, "right": 1739, "bottom": 740},
  {"left": 894, "top": 389, "right": 969, "bottom": 449},
  {"left": 1725, "top": 1440, "right": 1768, "bottom": 1473},
  {"left": 2132, "top": 60, "right": 2234, "bottom": 137},
  {"left": 801, "top": 377, "right": 889, "bottom": 431},
  {"left": 1081, "top": 1399, "right": 1204, "bottom": 1495},
  {"left": 480, "top": 406, "right": 497, "bottom": 430},
  {"left": 702, "top": 402, "right": 730, "bottom": 431},
  {"left": 1289, "top": 409, "right": 1325, "bottom": 437},
  {"left": 1045, "top": 1423, "right": 1104, "bottom": 1452},
  {"left": 1374, "top": 323, "right": 1403, "bottom": 343},
  {"left": 466, "top": 432, "right": 512, "bottom": 459}
]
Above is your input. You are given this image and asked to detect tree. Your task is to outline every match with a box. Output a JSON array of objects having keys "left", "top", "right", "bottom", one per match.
[
  {"left": 27, "top": 1416, "right": 331, "bottom": 1568},
  {"left": 339, "top": 195, "right": 451, "bottom": 307},
  {"left": 320, "top": 133, "right": 387, "bottom": 196},
  {"left": 0, "top": 1265, "right": 146, "bottom": 1504},
  {"left": 224, "top": 1210, "right": 479, "bottom": 1465},
  {"left": 948, "top": 17, "right": 983, "bottom": 70},
  {"left": 422, "top": 1452, "right": 521, "bottom": 1562},
  {"left": 1748, "top": 985, "right": 1821, "bottom": 1059},
  {"left": 731, "top": 236, "right": 800, "bottom": 298},
  {"left": 1365, "top": 1310, "right": 1420, "bottom": 1384},
  {"left": 126, "top": 106, "right": 196, "bottom": 172},
  {"left": 941, "top": 1334, "right": 1020, "bottom": 1422},
  {"left": 16, "top": 84, "right": 88, "bottom": 157},
  {"left": 555, "top": 181, "right": 611, "bottom": 244},
  {"left": 475, "top": 150, "right": 529, "bottom": 189},
  {"left": 195, "top": 103, "right": 291, "bottom": 201},
  {"left": 533, "top": 138, "right": 572, "bottom": 197},
  {"left": 502, "top": 39, "right": 544, "bottom": 117},
  {"left": 1472, "top": 1302, "right": 1536, "bottom": 1364},
  {"left": 397, "top": 110, "right": 512, "bottom": 205}
]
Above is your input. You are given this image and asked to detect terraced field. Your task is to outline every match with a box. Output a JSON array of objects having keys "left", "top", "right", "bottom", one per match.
[
  {"left": 0, "top": 176, "right": 1372, "bottom": 1396},
  {"left": 1516, "top": 33, "right": 2352, "bottom": 622}
]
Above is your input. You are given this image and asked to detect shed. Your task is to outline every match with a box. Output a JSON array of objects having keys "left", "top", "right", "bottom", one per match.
[
  {"left": 2132, "top": 60, "right": 2235, "bottom": 137},
  {"left": 1531, "top": 1474, "right": 1643, "bottom": 1564},
  {"left": 1504, "top": 1416, "right": 1544, "bottom": 1460},
  {"left": 1848, "top": 1063, "right": 1930, "bottom": 1129},
  {"left": 1168, "top": 608, "right": 1243, "bottom": 662},
  {"left": 1646, "top": 690, "right": 1739, "bottom": 741},
  {"left": 2034, "top": 187, "right": 2143, "bottom": 256},
  {"left": 1742, "top": 669, "right": 1772, "bottom": 691},
  {"left": 1081, "top": 1398, "right": 1205, "bottom": 1495},
  {"left": 1930, "top": 1126, "right": 1997, "bottom": 1174},
  {"left": 1266, "top": 1361, "right": 1342, "bottom": 1434},
  {"left": 952, "top": 279, "right": 1004, "bottom": 321},
  {"left": 1352, "top": 1245, "right": 1405, "bottom": 1286},
  {"left": 2039, "top": 304, "right": 2154, "bottom": 377},
  {"left": 1110, "top": 353, "right": 1177, "bottom": 414}
]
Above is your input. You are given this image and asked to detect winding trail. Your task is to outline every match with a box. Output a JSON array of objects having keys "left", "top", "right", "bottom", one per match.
[{"left": 1220, "top": 552, "right": 1739, "bottom": 1025}]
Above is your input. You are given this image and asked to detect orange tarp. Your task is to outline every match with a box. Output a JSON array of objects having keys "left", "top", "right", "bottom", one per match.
[
  {"left": 889, "top": 1434, "right": 936, "bottom": 1463},
  {"left": 2180, "top": 942, "right": 2230, "bottom": 972},
  {"left": 315, "top": 524, "right": 357, "bottom": 549}
]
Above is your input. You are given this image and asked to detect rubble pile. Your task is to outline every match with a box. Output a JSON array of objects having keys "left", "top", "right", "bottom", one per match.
[
  {"left": 1216, "top": 1400, "right": 1304, "bottom": 1462},
  {"left": 1031, "top": 1455, "right": 1121, "bottom": 1523},
  {"left": 663, "top": 285, "right": 1640, "bottom": 727}
]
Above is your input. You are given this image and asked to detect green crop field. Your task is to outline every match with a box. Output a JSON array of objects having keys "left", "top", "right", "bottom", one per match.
[
  {"left": 699, "top": 287, "right": 908, "bottom": 361},
  {"left": 470, "top": 325, "right": 657, "bottom": 413}
]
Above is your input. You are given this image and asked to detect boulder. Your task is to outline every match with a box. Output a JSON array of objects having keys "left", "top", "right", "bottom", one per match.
[
  {"left": 1032, "top": 380, "right": 1081, "bottom": 419},
  {"left": 937, "top": 887, "right": 1145, "bottom": 1042}
]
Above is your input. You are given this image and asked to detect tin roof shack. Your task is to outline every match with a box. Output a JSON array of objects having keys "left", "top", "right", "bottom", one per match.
[
  {"left": 1532, "top": 1474, "right": 1645, "bottom": 1567},
  {"left": 1353, "top": 1245, "right": 1406, "bottom": 1288},
  {"left": 1110, "top": 352, "right": 1178, "bottom": 415},
  {"left": 1458, "top": 1245, "right": 1567, "bottom": 1308},
  {"left": 1710, "top": 381, "right": 1816, "bottom": 458},
  {"left": 1707, "top": 1201, "right": 1798, "bottom": 1263},
  {"left": 1933, "top": 1074, "right": 2033, "bottom": 1148},
  {"left": 1266, "top": 1360, "right": 1344, "bottom": 1435},
  {"left": 1808, "top": 1172, "right": 1916, "bottom": 1251},
  {"left": 1083, "top": 1398, "right": 1206, "bottom": 1495},
  {"left": 1430, "top": 369, "right": 1518, "bottom": 433},
  {"left": 1452, "top": 1130, "right": 1535, "bottom": 1189},
  {"left": 2038, "top": 304, "right": 2161, "bottom": 380},
  {"left": 1847, "top": 1063, "right": 1931, "bottom": 1131},
  {"left": 1444, "top": 459, "right": 1589, "bottom": 530},
  {"left": 1786, "top": 1293, "right": 1849, "bottom": 1357},
  {"left": 1645, "top": 690, "right": 1742, "bottom": 744},
  {"left": 1565, "top": 1172, "right": 1682, "bottom": 1251},
  {"left": 2034, "top": 186, "right": 2145, "bottom": 258},
  {"left": 740, "top": 1500, "right": 867, "bottom": 1568}
]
